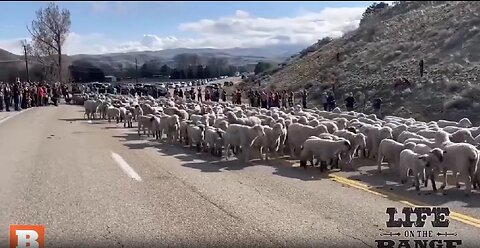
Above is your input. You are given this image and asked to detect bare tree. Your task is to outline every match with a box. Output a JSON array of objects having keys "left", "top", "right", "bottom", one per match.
[{"left": 27, "top": 2, "right": 71, "bottom": 83}]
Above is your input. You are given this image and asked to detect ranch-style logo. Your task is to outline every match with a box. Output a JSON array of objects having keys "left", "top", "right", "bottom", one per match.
[{"left": 375, "top": 207, "right": 462, "bottom": 248}]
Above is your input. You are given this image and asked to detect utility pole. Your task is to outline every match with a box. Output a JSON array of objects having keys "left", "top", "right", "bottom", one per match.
[
  {"left": 21, "top": 40, "right": 30, "bottom": 82},
  {"left": 135, "top": 57, "right": 138, "bottom": 84}
]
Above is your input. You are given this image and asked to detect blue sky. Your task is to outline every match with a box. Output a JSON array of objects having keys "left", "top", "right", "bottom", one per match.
[{"left": 0, "top": 1, "right": 387, "bottom": 55}]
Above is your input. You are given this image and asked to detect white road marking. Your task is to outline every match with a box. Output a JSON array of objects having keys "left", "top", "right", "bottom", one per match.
[
  {"left": 87, "top": 120, "right": 92, "bottom": 124},
  {"left": 110, "top": 152, "right": 142, "bottom": 181},
  {"left": 0, "top": 108, "right": 33, "bottom": 125}
]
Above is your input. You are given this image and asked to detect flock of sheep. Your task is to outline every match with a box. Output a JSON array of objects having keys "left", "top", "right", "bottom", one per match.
[{"left": 82, "top": 94, "right": 480, "bottom": 196}]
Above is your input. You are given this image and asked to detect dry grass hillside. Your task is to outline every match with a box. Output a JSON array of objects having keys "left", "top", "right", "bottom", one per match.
[{"left": 261, "top": 1, "right": 480, "bottom": 124}]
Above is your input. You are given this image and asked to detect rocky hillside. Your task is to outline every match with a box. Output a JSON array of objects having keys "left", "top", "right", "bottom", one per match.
[{"left": 261, "top": 1, "right": 480, "bottom": 124}]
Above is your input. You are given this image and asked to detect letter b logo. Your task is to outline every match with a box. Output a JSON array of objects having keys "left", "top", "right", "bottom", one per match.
[{"left": 9, "top": 225, "right": 44, "bottom": 248}]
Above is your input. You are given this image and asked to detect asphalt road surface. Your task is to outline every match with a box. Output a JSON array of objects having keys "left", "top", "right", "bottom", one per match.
[{"left": 0, "top": 104, "right": 479, "bottom": 247}]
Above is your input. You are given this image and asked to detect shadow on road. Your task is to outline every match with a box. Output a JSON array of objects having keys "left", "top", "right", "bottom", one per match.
[
  {"left": 111, "top": 131, "right": 328, "bottom": 181},
  {"left": 109, "top": 129, "right": 480, "bottom": 209},
  {"left": 344, "top": 166, "right": 480, "bottom": 208}
]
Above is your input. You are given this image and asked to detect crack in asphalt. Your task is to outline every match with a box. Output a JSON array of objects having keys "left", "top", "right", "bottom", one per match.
[
  {"left": 101, "top": 224, "right": 125, "bottom": 248},
  {"left": 337, "top": 227, "right": 374, "bottom": 248}
]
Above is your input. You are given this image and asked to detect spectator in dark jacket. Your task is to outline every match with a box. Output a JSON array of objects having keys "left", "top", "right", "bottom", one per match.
[
  {"left": 327, "top": 92, "right": 336, "bottom": 111},
  {"left": 344, "top": 92, "right": 355, "bottom": 111}
]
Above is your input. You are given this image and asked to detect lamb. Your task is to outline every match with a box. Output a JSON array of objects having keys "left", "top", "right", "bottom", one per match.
[
  {"left": 187, "top": 122, "right": 206, "bottom": 151},
  {"left": 377, "top": 139, "right": 415, "bottom": 174},
  {"left": 179, "top": 120, "right": 192, "bottom": 145},
  {"left": 426, "top": 144, "right": 479, "bottom": 196},
  {"left": 137, "top": 114, "right": 155, "bottom": 136},
  {"left": 437, "top": 118, "right": 472, "bottom": 128},
  {"left": 299, "top": 138, "right": 351, "bottom": 172},
  {"left": 124, "top": 112, "right": 133, "bottom": 128},
  {"left": 119, "top": 107, "right": 127, "bottom": 123},
  {"left": 149, "top": 116, "right": 162, "bottom": 140},
  {"left": 164, "top": 114, "right": 180, "bottom": 144},
  {"left": 398, "top": 149, "right": 431, "bottom": 190},
  {"left": 287, "top": 123, "right": 329, "bottom": 158},
  {"left": 83, "top": 100, "right": 100, "bottom": 120},
  {"left": 334, "top": 130, "right": 367, "bottom": 161},
  {"left": 362, "top": 126, "right": 393, "bottom": 159},
  {"left": 106, "top": 106, "right": 121, "bottom": 123},
  {"left": 204, "top": 127, "right": 225, "bottom": 156},
  {"left": 223, "top": 124, "right": 266, "bottom": 162},
  {"left": 260, "top": 123, "right": 287, "bottom": 160},
  {"left": 97, "top": 101, "right": 109, "bottom": 119}
]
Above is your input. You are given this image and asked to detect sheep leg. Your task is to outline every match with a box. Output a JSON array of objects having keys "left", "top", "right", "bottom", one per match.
[
  {"left": 460, "top": 170, "right": 472, "bottom": 196},
  {"left": 377, "top": 153, "right": 384, "bottom": 173},
  {"left": 224, "top": 144, "right": 231, "bottom": 160},
  {"left": 430, "top": 173, "right": 437, "bottom": 191},
  {"left": 414, "top": 174, "right": 420, "bottom": 191},
  {"left": 196, "top": 142, "right": 201, "bottom": 152},
  {"left": 452, "top": 170, "right": 460, "bottom": 189},
  {"left": 440, "top": 170, "right": 448, "bottom": 190}
]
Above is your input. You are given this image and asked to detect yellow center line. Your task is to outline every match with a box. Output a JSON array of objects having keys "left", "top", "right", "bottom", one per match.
[{"left": 328, "top": 173, "right": 480, "bottom": 229}]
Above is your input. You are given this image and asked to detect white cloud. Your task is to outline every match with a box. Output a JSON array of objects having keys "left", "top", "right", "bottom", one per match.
[
  {"left": 1, "top": 6, "right": 366, "bottom": 55},
  {"left": 90, "top": 2, "right": 132, "bottom": 15}
]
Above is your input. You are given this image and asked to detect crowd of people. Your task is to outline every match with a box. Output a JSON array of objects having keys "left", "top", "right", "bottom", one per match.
[
  {"left": 171, "top": 87, "right": 227, "bottom": 103},
  {"left": 0, "top": 78, "right": 69, "bottom": 112},
  {"left": 0, "top": 77, "right": 384, "bottom": 118}
]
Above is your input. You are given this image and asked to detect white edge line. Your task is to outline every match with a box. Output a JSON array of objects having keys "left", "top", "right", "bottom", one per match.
[
  {"left": 0, "top": 108, "right": 33, "bottom": 125},
  {"left": 110, "top": 152, "right": 142, "bottom": 182}
]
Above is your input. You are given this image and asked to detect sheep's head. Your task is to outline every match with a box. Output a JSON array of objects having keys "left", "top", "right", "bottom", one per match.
[
  {"left": 253, "top": 125, "right": 266, "bottom": 137},
  {"left": 459, "top": 118, "right": 472, "bottom": 128},
  {"left": 346, "top": 127, "right": 357, "bottom": 133},
  {"left": 404, "top": 142, "right": 416, "bottom": 150},
  {"left": 342, "top": 140, "right": 352, "bottom": 151}
]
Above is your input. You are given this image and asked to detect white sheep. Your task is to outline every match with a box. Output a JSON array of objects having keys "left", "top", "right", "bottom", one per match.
[
  {"left": 299, "top": 137, "right": 351, "bottom": 172},
  {"left": 397, "top": 131, "right": 426, "bottom": 143},
  {"left": 137, "top": 114, "right": 154, "bottom": 137},
  {"left": 437, "top": 118, "right": 472, "bottom": 128},
  {"left": 106, "top": 106, "right": 121, "bottom": 123},
  {"left": 398, "top": 149, "right": 430, "bottom": 190},
  {"left": 334, "top": 130, "right": 367, "bottom": 161},
  {"left": 204, "top": 127, "right": 225, "bottom": 156},
  {"left": 377, "top": 139, "right": 415, "bottom": 174},
  {"left": 260, "top": 123, "right": 287, "bottom": 160},
  {"left": 187, "top": 122, "right": 206, "bottom": 151},
  {"left": 287, "top": 123, "right": 329, "bottom": 158},
  {"left": 124, "top": 112, "right": 133, "bottom": 128},
  {"left": 226, "top": 111, "right": 262, "bottom": 127},
  {"left": 223, "top": 124, "right": 266, "bottom": 162},
  {"left": 426, "top": 143, "right": 479, "bottom": 196},
  {"left": 83, "top": 100, "right": 100, "bottom": 120}
]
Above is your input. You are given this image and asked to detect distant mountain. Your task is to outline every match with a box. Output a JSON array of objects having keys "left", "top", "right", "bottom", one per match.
[
  {"left": 0, "top": 44, "right": 304, "bottom": 81},
  {"left": 68, "top": 44, "right": 305, "bottom": 69}
]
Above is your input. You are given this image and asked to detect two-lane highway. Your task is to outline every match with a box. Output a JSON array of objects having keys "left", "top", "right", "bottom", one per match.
[{"left": 0, "top": 104, "right": 479, "bottom": 247}]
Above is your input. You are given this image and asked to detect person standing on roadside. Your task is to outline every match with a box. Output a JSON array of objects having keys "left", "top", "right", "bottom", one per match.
[
  {"left": 301, "top": 88, "right": 308, "bottom": 109},
  {"left": 344, "top": 92, "right": 355, "bottom": 111},
  {"left": 13, "top": 80, "right": 21, "bottom": 111},
  {"left": 197, "top": 87, "right": 202, "bottom": 102},
  {"left": 373, "top": 97, "right": 382, "bottom": 118},
  {"left": 326, "top": 92, "right": 336, "bottom": 111},
  {"left": 320, "top": 92, "right": 328, "bottom": 111},
  {"left": 4, "top": 83, "right": 11, "bottom": 112},
  {"left": 0, "top": 83, "right": 4, "bottom": 111}
]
